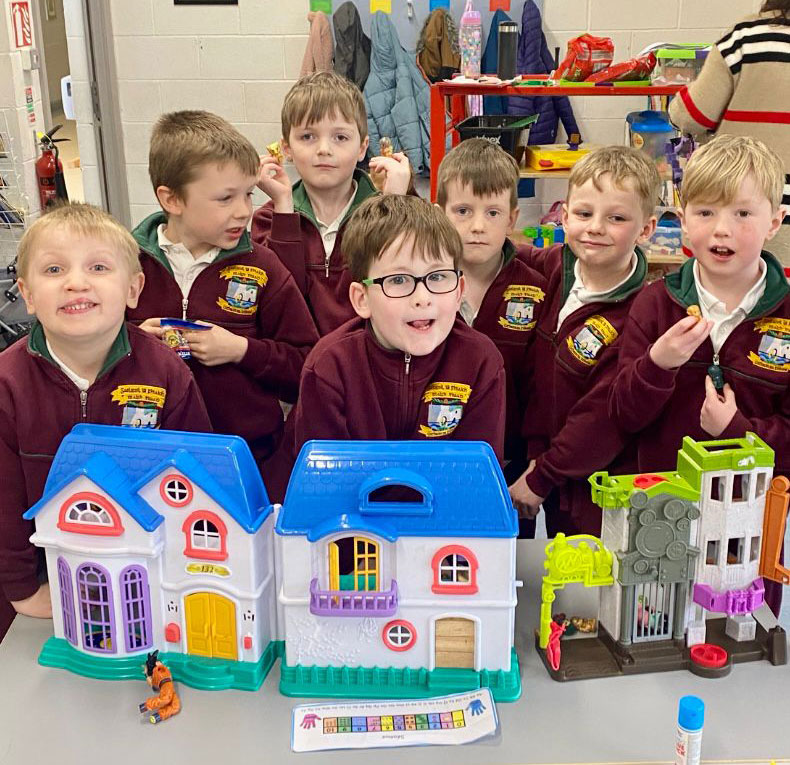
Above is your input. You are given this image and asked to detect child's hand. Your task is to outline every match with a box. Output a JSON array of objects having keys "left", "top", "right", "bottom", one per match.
[
  {"left": 649, "top": 315, "right": 713, "bottom": 370},
  {"left": 11, "top": 583, "right": 52, "bottom": 619},
  {"left": 139, "top": 317, "right": 165, "bottom": 339},
  {"left": 700, "top": 377, "right": 738, "bottom": 436},
  {"left": 508, "top": 460, "right": 544, "bottom": 519},
  {"left": 368, "top": 152, "right": 412, "bottom": 195},
  {"left": 184, "top": 322, "right": 248, "bottom": 366},
  {"left": 257, "top": 155, "right": 294, "bottom": 213}
]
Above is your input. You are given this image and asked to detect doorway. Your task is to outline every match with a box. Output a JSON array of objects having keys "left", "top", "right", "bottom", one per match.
[{"left": 185, "top": 592, "right": 238, "bottom": 661}]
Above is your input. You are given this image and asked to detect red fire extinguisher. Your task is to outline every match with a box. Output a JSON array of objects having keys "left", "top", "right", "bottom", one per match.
[{"left": 35, "top": 124, "right": 69, "bottom": 210}]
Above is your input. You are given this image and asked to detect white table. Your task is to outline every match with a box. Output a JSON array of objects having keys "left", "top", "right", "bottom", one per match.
[{"left": 1, "top": 540, "right": 788, "bottom": 764}]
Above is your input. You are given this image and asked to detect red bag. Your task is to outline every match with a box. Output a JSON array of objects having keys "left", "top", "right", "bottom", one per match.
[
  {"left": 585, "top": 52, "right": 657, "bottom": 83},
  {"left": 554, "top": 34, "right": 614, "bottom": 82}
]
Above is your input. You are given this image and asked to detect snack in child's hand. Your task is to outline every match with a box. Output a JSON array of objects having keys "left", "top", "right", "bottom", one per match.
[
  {"left": 266, "top": 141, "right": 284, "bottom": 164},
  {"left": 370, "top": 136, "right": 394, "bottom": 191},
  {"left": 686, "top": 304, "right": 702, "bottom": 321},
  {"left": 379, "top": 137, "right": 394, "bottom": 157}
]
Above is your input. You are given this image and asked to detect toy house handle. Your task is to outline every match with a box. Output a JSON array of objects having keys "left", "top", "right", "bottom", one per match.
[{"left": 358, "top": 469, "right": 434, "bottom": 517}]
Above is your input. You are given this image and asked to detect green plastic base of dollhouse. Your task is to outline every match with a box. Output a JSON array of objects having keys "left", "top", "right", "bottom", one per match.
[
  {"left": 278, "top": 646, "right": 521, "bottom": 702},
  {"left": 37, "top": 636, "right": 278, "bottom": 691}
]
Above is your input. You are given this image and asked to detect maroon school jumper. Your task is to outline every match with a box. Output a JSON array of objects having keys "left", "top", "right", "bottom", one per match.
[
  {"left": 462, "top": 239, "right": 546, "bottom": 462},
  {"left": 251, "top": 170, "right": 378, "bottom": 336},
  {"left": 611, "top": 253, "right": 790, "bottom": 615},
  {"left": 520, "top": 243, "right": 648, "bottom": 536},
  {"left": 267, "top": 316, "right": 506, "bottom": 502},
  {"left": 0, "top": 322, "right": 211, "bottom": 629},
  {"left": 130, "top": 213, "right": 319, "bottom": 466}
]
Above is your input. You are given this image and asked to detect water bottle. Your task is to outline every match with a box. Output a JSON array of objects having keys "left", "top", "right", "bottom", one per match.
[
  {"left": 459, "top": 0, "right": 482, "bottom": 78},
  {"left": 675, "top": 696, "right": 704, "bottom": 765},
  {"left": 497, "top": 21, "right": 519, "bottom": 80}
]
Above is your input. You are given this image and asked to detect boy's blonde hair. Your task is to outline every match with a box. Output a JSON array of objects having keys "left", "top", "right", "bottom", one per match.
[
  {"left": 681, "top": 134, "right": 784, "bottom": 210},
  {"left": 16, "top": 202, "right": 141, "bottom": 279},
  {"left": 344, "top": 195, "right": 463, "bottom": 282},
  {"left": 436, "top": 138, "right": 520, "bottom": 210},
  {"left": 149, "top": 110, "right": 259, "bottom": 201},
  {"left": 568, "top": 145, "right": 661, "bottom": 218},
  {"left": 281, "top": 71, "right": 368, "bottom": 142}
]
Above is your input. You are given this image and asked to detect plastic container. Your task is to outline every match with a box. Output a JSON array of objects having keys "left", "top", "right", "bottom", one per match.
[
  {"left": 626, "top": 110, "right": 678, "bottom": 170},
  {"left": 675, "top": 695, "right": 704, "bottom": 765},
  {"left": 457, "top": 114, "right": 537, "bottom": 164},
  {"left": 652, "top": 45, "right": 709, "bottom": 85},
  {"left": 459, "top": 1, "right": 482, "bottom": 78},
  {"left": 524, "top": 142, "right": 593, "bottom": 172}
]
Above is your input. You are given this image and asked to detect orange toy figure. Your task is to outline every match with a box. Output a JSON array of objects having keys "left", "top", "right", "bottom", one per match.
[{"left": 138, "top": 650, "right": 181, "bottom": 724}]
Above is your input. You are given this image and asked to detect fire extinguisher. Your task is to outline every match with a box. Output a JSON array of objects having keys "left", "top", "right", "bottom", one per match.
[{"left": 35, "top": 124, "right": 69, "bottom": 210}]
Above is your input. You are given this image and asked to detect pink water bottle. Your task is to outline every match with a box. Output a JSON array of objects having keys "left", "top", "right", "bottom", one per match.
[{"left": 459, "top": 0, "right": 482, "bottom": 78}]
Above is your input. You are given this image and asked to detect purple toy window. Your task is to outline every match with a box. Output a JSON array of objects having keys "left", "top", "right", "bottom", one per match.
[
  {"left": 57, "top": 557, "right": 77, "bottom": 646},
  {"left": 77, "top": 563, "right": 116, "bottom": 653},
  {"left": 120, "top": 565, "right": 152, "bottom": 652}
]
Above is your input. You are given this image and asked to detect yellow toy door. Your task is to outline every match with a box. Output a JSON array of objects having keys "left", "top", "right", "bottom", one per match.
[
  {"left": 329, "top": 541, "right": 340, "bottom": 591},
  {"left": 210, "top": 593, "right": 237, "bottom": 661},
  {"left": 185, "top": 593, "right": 212, "bottom": 657}
]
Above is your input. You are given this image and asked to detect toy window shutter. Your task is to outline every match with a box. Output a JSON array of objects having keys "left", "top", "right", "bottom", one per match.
[{"left": 329, "top": 541, "right": 339, "bottom": 591}]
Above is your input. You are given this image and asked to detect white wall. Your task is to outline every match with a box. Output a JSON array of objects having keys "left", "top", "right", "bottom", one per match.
[{"left": 40, "top": 0, "right": 67, "bottom": 112}]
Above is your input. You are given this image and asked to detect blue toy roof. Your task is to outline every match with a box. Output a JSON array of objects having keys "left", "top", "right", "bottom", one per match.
[
  {"left": 24, "top": 424, "right": 272, "bottom": 533},
  {"left": 277, "top": 440, "right": 517, "bottom": 540}
]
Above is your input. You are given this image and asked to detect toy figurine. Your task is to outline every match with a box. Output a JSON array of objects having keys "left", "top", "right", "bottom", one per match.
[
  {"left": 139, "top": 651, "right": 181, "bottom": 724},
  {"left": 547, "top": 615, "right": 567, "bottom": 671}
]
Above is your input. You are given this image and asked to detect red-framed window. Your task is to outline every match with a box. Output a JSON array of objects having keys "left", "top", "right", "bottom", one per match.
[
  {"left": 431, "top": 545, "right": 479, "bottom": 594},
  {"left": 181, "top": 511, "right": 228, "bottom": 561},
  {"left": 57, "top": 492, "right": 124, "bottom": 536},
  {"left": 382, "top": 619, "right": 416, "bottom": 651},
  {"left": 159, "top": 474, "right": 193, "bottom": 507}
]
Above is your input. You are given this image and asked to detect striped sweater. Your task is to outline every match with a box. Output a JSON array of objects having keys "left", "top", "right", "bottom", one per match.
[{"left": 668, "top": 12, "right": 790, "bottom": 208}]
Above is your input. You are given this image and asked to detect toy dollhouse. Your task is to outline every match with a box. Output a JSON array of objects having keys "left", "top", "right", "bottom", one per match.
[
  {"left": 23, "top": 424, "right": 278, "bottom": 691},
  {"left": 274, "top": 440, "right": 522, "bottom": 701},
  {"left": 536, "top": 433, "right": 789, "bottom": 681}
]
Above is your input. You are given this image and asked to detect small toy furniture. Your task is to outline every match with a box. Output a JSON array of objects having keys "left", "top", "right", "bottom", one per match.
[
  {"left": 274, "top": 440, "right": 522, "bottom": 701},
  {"left": 536, "top": 433, "right": 789, "bottom": 681},
  {"left": 24, "top": 424, "right": 278, "bottom": 691}
]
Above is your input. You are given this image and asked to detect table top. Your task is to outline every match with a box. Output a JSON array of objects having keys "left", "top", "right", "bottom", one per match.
[{"left": 1, "top": 539, "right": 788, "bottom": 765}]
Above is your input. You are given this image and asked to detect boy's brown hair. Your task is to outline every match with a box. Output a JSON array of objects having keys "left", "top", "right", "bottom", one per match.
[
  {"left": 344, "top": 195, "right": 463, "bottom": 282},
  {"left": 568, "top": 145, "right": 661, "bottom": 218},
  {"left": 16, "top": 202, "right": 141, "bottom": 279},
  {"left": 436, "top": 138, "right": 520, "bottom": 210},
  {"left": 681, "top": 134, "right": 785, "bottom": 211},
  {"left": 281, "top": 71, "right": 368, "bottom": 142},
  {"left": 149, "top": 110, "right": 259, "bottom": 201}
]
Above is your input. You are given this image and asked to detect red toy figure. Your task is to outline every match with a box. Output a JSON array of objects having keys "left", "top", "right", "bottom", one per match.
[
  {"left": 139, "top": 651, "right": 181, "bottom": 724},
  {"left": 546, "top": 615, "right": 568, "bottom": 671}
]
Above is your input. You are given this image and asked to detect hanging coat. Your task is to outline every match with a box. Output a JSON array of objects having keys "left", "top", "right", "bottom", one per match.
[
  {"left": 481, "top": 8, "right": 513, "bottom": 115},
  {"left": 416, "top": 7, "right": 460, "bottom": 83},
  {"left": 364, "top": 12, "right": 431, "bottom": 173},
  {"left": 333, "top": 1, "right": 371, "bottom": 90},
  {"left": 507, "top": 0, "right": 580, "bottom": 145},
  {"left": 300, "top": 11, "right": 333, "bottom": 77}
]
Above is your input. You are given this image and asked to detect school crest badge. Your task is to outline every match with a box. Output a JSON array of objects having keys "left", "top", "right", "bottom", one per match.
[
  {"left": 111, "top": 384, "right": 166, "bottom": 429},
  {"left": 216, "top": 265, "right": 268, "bottom": 315},
  {"left": 566, "top": 315, "right": 618, "bottom": 366},
  {"left": 749, "top": 317, "right": 790, "bottom": 373},
  {"left": 419, "top": 382, "right": 472, "bottom": 438},
  {"left": 498, "top": 284, "right": 545, "bottom": 331}
]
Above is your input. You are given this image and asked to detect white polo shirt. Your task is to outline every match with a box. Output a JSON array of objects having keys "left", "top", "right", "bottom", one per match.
[
  {"left": 315, "top": 180, "right": 357, "bottom": 257},
  {"left": 46, "top": 339, "right": 90, "bottom": 391},
  {"left": 157, "top": 224, "right": 220, "bottom": 298}
]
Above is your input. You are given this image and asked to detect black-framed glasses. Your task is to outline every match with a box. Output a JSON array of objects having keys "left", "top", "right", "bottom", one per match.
[{"left": 362, "top": 269, "right": 462, "bottom": 298}]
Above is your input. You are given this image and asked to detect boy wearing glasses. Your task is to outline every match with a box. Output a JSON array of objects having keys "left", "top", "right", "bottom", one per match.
[{"left": 266, "top": 194, "right": 505, "bottom": 502}]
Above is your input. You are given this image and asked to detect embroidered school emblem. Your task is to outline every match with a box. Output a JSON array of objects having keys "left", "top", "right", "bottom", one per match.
[
  {"left": 498, "top": 284, "right": 545, "bottom": 332},
  {"left": 111, "top": 384, "right": 166, "bottom": 429},
  {"left": 748, "top": 317, "right": 790, "bottom": 373},
  {"left": 216, "top": 265, "right": 268, "bottom": 315},
  {"left": 419, "top": 382, "right": 472, "bottom": 438},
  {"left": 566, "top": 315, "right": 618, "bottom": 366}
]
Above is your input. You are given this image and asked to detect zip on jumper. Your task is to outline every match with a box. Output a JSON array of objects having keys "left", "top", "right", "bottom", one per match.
[
  {"left": 182, "top": 297, "right": 188, "bottom": 321},
  {"left": 325, "top": 252, "right": 331, "bottom": 278},
  {"left": 404, "top": 352, "right": 411, "bottom": 376},
  {"left": 79, "top": 390, "right": 87, "bottom": 419}
]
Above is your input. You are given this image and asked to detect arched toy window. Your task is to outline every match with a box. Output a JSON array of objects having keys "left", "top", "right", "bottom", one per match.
[
  {"left": 358, "top": 469, "right": 434, "bottom": 516},
  {"left": 120, "top": 565, "right": 153, "bottom": 652},
  {"left": 77, "top": 563, "right": 116, "bottom": 653},
  {"left": 160, "top": 474, "right": 193, "bottom": 507},
  {"left": 431, "top": 545, "right": 479, "bottom": 594},
  {"left": 58, "top": 492, "right": 123, "bottom": 536},
  {"left": 182, "top": 511, "right": 228, "bottom": 561},
  {"left": 57, "top": 557, "right": 77, "bottom": 646},
  {"left": 382, "top": 620, "right": 417, "bottom": 651}
]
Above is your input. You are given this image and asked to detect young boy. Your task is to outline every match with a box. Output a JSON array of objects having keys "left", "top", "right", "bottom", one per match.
[
  {"left": 0, "top": 203, "right": 211, "bottom": 636},
  {"left": 129, "top": 111, "right": 319, "bottom": 468},
  {"left": 610, "top": 134, "right": 788, "bottom": 614},
  {"left": 510, "top": 146, "right": 660, "bottom": 536},
  {"left": 267, "top": 194, "right": 506, "bottom": 502},
  {"left": 253, "top": 71, "right": 412, "bottom": 336},
  {"left": 437, "top": 138, "right": 546, "bottom": 473}
]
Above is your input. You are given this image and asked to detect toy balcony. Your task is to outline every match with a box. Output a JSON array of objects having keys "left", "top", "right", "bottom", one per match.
[
  {"left": 308, "top": 578, "right": 399, "bottom": 617},
  {"left": 692, "top": 579, "right": 765, "bottom": 616}
]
